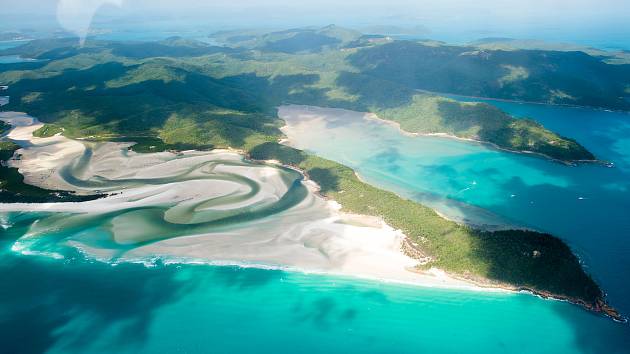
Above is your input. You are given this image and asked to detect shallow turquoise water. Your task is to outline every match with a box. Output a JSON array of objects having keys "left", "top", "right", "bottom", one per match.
[
  {"left": 0, "top": 219, "right": 629, "bottom": 354},
  {"left": 280, "top": 103, "right": 630, "bottom": 319}
]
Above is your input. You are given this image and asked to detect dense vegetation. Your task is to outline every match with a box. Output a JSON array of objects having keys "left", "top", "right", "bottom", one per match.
[
  {"left": 346, "top": 41, "right": 630, "bottom": 110},
  {"left": 0, "top": 141, "right": 101, "bottom": 203},
  {"left": 213, "top": 25, "right": 361, "bottom": 53},
  {"left": 32, "top": 124, "right": 63, "bottom": 137},
  {"left": 0, "top": 120, "right": 11, "bottom": 135},
  {"left": 375, "top": 95, "right": 595, "bottom": 161},
  {"left": 470, "top": 37, "right": 630, "bottom": 65},
  {"left": 0, "top": 29, "right": 617, "bottom": 311},
  {"left": 0, "top": 32, "right": 598, "bottom": 162},
  {"left": 249, "top": 142, "right": 602, "bottom": 304}
]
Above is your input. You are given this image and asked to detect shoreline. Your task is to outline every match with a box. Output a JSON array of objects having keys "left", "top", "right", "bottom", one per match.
[
  {"left": 2, "top": 111, "right": 626, "bottom": 322},
  {"left": 276, "top": 104, "right": 626, "bottom": 323},
  {"left": 415, "top": 88, "right": 630, "bottom": 115},
  {"left": 363, "top": 111, "right": 610, "bottom": 167},
  {"left": 279, "top": 132, "right": 627, "bottom": 322},
  {"left": 17, "top": 243, "right": 503, "bottom": 294},
  {"left": 0, "top": 112, "right": 491, "bottom": 294},
  {"left": 443, "top": 269, "right": 626, "bottom": 323},
  {"left": 277, "top": 143, "right": 626, "bottom": 321},
  {"left": 348, "top": 168, "right": 527, "bottom": 233},
  {"left": 277, "top": 103, "right": 607, "bottom": 166}
]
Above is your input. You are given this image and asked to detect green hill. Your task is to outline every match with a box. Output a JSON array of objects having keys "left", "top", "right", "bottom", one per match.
[
  {"left": 346, "top": 41, "right": 630, "bottom": 110},
  {"left": 213, "top": 25, "right": 361, "bottom": 53},
  {"left": 1, "top": 30, "right": 602, "bottom": 164}
]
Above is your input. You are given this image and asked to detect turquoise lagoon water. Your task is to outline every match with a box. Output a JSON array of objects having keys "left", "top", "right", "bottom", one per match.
[
  {"left": 280, "top": 102, "right": 630, "bottom": 319},
  {"left": 0, "top": 217, "right": 629, "bottom": 354}
]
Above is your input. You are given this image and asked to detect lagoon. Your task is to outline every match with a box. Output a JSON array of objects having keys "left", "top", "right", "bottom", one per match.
[{"left": 279, "top": 103, "right": 630, "bottom": 319}]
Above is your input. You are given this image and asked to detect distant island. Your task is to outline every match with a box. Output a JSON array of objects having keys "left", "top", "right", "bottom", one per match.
[{"left": 0, "top": 26, "right": 626, "bottom": 320}]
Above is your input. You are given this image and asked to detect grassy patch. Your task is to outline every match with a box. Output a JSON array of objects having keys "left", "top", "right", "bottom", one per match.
[{"left": 32, "top": 124, "right": 63, "bottom": 137}]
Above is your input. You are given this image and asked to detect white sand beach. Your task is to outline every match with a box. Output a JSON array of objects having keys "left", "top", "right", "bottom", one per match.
[{"left": 0, "top": 112, "right": 490, "bottom": 291}]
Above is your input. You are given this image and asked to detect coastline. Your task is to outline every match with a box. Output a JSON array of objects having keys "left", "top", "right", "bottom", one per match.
[
  {"left": 0, "top": 112, "right": 491, "bottom": 294},
  {"left": 280, "top": 133, "right": 626, "bottom": 322},
  {"left": 286, "top": 140, "right": 625, "bottom": 321},
  {"left": 276, "top": 104, "right": 626, "bottom": 323},
  {"left": 441, "top": 269, "right": 626, "bottom": 322},
  {"left": 415, "top": 88, "right": 630, "bottom": 115},
  {"left": 2, "top": 111, "right": 625, "bottom": 322},
  {"left": 363, "top": 111, "right": 610, "bottom": 167},
  {"left": 348, "top": 168, "right": 527, "bottom": 233}
]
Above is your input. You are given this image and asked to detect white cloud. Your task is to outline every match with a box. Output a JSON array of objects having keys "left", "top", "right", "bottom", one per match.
[{"left": 56, "top": 0, "right": 124, "bottom": 45}]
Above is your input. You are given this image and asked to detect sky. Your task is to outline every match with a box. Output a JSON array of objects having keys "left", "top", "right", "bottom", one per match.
[
  {"left": 2, "top": 0, "right": 626, "bottom": 20},
  {"left": 0, "top": 0, "right": 628, "bottom": 48}
]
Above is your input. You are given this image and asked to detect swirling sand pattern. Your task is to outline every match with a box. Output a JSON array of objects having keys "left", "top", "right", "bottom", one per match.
[{"left": 0, "top": 112, "right": 480, "bottom": 289}]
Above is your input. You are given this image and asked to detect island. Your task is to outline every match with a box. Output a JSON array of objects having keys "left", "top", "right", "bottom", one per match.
[{"left": 0, "top": 26, "right": 624, "bottom": 321}]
